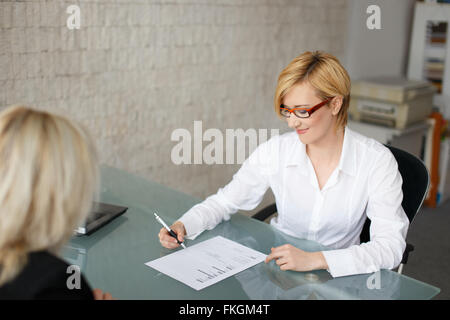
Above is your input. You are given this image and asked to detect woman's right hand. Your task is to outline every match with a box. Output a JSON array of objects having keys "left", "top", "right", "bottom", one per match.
[{"left": 158, "top": 221, "right": 186, "bottom": 249}]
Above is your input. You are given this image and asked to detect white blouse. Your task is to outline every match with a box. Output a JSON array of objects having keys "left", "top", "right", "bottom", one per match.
[{"left": 178, "top": 127, "right": 409, "bottom": 278}]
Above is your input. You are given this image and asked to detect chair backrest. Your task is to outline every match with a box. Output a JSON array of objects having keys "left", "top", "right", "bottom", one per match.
[{"left": 359, "top": 145, "right": 430, "bottom": 243}]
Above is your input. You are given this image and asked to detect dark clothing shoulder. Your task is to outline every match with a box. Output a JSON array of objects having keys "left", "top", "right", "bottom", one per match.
[{"left": 0, "top": 251, "right": 93, "bottom": 300}]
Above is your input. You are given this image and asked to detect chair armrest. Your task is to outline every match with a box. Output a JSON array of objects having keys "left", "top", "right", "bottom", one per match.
[
  {"left": 401, "top": 243, "right": 414, "bottom": 265},
  {"left": 252, "top": 203, "right": 277, "bottom": 222}
]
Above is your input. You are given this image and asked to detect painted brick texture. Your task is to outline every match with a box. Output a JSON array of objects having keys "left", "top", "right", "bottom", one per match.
[{"left": 0, "top": 0, "right": 349, "bottom": 216}]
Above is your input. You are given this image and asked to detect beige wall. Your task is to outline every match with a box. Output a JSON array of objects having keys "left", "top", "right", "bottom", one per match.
[
  {"left": 344, "top": 0, "right": 416, "bottom": 80},
  {"left": 0, "top": 0, "right": 349, "bottom": 216}
]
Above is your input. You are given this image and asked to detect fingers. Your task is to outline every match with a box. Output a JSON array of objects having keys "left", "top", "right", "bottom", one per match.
[
  {"left": 92, "top": 288, "right": 102, "bottom": 300},
  {"left": 157, "top": 220, "right": 187, "bottom": 249},
  {"left": 279, "top": 263, "right": 291, "bottom": 271},
  {"left": 264, "top": 245, "right": 293, "bottom": 270},
  {"left": 103, "top": 292, "right": 114, "bottom": 300},
  {"left": 170, "top": 222, "right": 186, "bottom": 243},
  {"left": 265, "top": 248, "right": 275, "bottom": 263},
  {"left": 158, "top": 227, "right": 180, "bottom": 249},
  {"left": 93, "top": 288, "right": 115, "bottom": 300},
  {"left": 265, "top": 246, "right": 286, "bottom": 263}
]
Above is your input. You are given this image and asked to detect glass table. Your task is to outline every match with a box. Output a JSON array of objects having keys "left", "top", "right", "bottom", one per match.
[{"left": 62, "top": 166, "right": 440, "bottom": 300}]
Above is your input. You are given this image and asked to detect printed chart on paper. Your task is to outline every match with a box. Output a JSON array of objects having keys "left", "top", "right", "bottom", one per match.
[{"left": 145, "top": 236, "right": 267, "bottom": 290}]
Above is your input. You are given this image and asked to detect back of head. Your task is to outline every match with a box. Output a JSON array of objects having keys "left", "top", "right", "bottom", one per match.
[{"left": 0, "top": 106, "right": 99, "bottom": 286}]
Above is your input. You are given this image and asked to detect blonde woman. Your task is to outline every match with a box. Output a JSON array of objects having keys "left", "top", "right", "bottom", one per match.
[
  {"left": 159, "top": 51, "right": 409, "bottom": 278},
  {"left": 0, "top": 106, "right": 112, "bottom": 299}
]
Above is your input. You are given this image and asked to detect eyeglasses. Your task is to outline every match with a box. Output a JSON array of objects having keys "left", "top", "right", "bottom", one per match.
[{"left": 280, "top": 98, "right": 332, "bottom": 118}]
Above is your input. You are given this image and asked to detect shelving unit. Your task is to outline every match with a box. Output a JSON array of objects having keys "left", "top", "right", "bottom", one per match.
[
  {"left": 408, "top": 2, "right": 450, "bottom": 118},
  {"left": 424, "top": 21, "right": 447, "bottom": 93}
]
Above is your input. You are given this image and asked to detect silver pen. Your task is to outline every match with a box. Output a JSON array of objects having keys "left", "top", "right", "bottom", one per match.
[{"left": 154, "top": 213, "right": 186, "bottom": 249}]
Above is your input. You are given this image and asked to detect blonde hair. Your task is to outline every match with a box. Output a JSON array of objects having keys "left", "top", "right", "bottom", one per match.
[
  {"left": 274, "top": 51, "right": 351, "bottom": 129},
  {"left": 0, "top": 106, "right": 99, "bottom": 286}
]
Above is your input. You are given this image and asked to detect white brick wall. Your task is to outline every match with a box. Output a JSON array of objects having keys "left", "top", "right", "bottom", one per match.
[{"left": 0, "top": 0, "right": 349, "bottom": 216}]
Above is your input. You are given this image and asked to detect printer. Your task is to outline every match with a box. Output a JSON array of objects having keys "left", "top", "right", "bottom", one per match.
[{"left": 349, "top": 77, "right": 436, "bottom": 129}]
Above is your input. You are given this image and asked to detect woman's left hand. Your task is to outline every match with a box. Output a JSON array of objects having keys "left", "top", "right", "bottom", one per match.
[{"left": 264, "top": 244, "right": 328, "bottom": 272}]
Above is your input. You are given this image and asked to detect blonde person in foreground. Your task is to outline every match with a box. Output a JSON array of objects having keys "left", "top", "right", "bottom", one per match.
[
  {"left": 159, "top": 51, "right": 409, "bottom": 278},
  {"left": 0, "top": 106, "right": 113, "bottom": 299}
]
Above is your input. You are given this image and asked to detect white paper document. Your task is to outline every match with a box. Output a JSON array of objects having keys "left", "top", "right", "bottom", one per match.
[{"left": 145, "top": 236, "right": 267, "bottom": 290}]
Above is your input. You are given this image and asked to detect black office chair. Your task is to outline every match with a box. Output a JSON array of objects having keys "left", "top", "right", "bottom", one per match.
[{"left": 251, "top": 145, "right": 430, "bottom": 274}]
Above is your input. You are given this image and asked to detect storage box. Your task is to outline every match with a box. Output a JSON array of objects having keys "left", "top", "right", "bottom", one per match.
[{"left": 349, "top": 77, "right": 436, "bottom": 129}]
